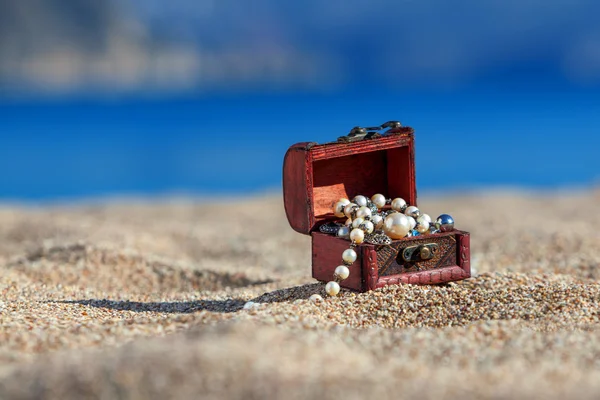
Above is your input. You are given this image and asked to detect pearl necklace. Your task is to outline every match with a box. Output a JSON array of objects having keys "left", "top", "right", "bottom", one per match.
[{"left": 320, "top": 194, "right": 455, "bottom": 297}]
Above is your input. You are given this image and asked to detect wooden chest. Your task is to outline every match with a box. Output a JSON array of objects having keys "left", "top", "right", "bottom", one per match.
[{"left": 282, "top": 123, "right": 471, "bottom": 292}]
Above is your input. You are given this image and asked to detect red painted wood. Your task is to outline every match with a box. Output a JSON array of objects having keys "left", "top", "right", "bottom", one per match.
[
  {"left": 283, "top": 143, "right": 315, "bottom": 234},
  {"left": 375, "top": 266, "right": 469, "bottom": 288},
  {"left": 441, "top": 268, "right": 452, "bottom": 281},
  {"left": 312, "top": 232, "right": 363, "bottom": 291},
  {"left": 313, "top": 151, "right": 388, "bottom": 219},
  {"left": 386, "top": 142, "right": 417, "bottom": 207},
  {"left": 309, "top": 129, "right": 413, "bottom": 161},
  {"left": 283, "top": 130, "right": 416, "bottom": 235},
  {"left": 361, "top": 245, "right": 379, "bottom": 292},
  {"left": 456, "top": 231, "right": 471, "bottom": 277}
]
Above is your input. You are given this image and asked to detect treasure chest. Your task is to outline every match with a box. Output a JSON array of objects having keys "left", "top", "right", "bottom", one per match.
[{"left": 283, "top": 122, "right": 471, "bottom": 292}]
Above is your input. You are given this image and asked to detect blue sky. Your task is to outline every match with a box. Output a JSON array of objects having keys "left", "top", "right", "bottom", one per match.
[{"left": 0, "top": 0, "right": 599, "bottom": 200}]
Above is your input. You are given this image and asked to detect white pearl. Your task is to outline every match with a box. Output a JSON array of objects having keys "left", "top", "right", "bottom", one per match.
[
  {"left": 353, "top": 195, "right": 368, "bottom": 207},
  {"left": 416, "top": 220, "right": 430, "bottom": 233},
  {"left": 333, "top": 199, "right": 350, "bottom": 218},
  {"left": 362, "top": 220, "right": 374, "bottom": 234},
  {"left": 383, "top": 213, "right": 411, "bottom": 239},
  {"left": 350, "top": 228, "right": 365, "bottom": 244},
  {"left": 344, "top": 203, "right": 358, "bottom": 219},
  {"left": 418, "top": 214, "right": 432, "bottom": 225},
  {"left": 352, "top": 217, "right": 365, "bottom": 229},
  {"left": 405, "top": 206, "right": 421, "bottom": 218},
  {"left": 243, "top": 301, "right": 259, "bottom": 310},
  {"left": 309, "top": 294, "right": 323, "bottom": 303},
  {"left": 337, "top": 226, "right": 350, "bottom": 239},
  {"left": 356, "top": 206, "right": 372, "bottom": 219},
  {"left": 325, "top": 281, "right": 341, "bottom": 296},
  {"left": 371, "top": 194, "right": 387, "bottom": 209},
  {"left": 407, "top": 216, "right": 417, "bottom": 230},
  {"left": 342, "top": 249, "right": 357, "bottom": 264},
  {"left": 391, "top": 198, "right": 407, "bottom": 212},
  {"left": 371, "top": 214, "right": 384, "bottom": 229},
  {"left": 334, "top": 265, "right": 350, "bottom": 280},
  {"left": 345, "top": 218, "right": 353, "bottom": 226}
]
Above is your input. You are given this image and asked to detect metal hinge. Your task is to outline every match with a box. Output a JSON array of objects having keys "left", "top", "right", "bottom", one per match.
[{"left": 337, "top": 121, "right": 403, "bottom": 143}]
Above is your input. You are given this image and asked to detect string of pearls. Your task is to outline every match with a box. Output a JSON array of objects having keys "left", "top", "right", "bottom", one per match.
[{"left": 324, "top": 194, "right": 454, "bottom": 297}]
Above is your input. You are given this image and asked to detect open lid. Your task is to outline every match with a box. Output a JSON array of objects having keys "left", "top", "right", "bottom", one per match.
[{"left": 283, "top": 126, "right": 416, "bottom": 235}]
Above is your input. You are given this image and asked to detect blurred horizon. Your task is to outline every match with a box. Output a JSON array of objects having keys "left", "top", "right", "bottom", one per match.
[{"left": 1, "top": 0, "right": 599, "bottom": 201}]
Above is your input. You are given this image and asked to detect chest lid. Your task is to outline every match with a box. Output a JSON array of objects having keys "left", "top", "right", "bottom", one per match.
[{"left": 283, "top": 122, "right": 417, "bottom": 235}]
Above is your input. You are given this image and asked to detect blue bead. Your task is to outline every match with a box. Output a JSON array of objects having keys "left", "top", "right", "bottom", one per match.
[
  {"left": 411, "top": 229, "right": 420, "bottom": 236},
  {"left": 435, "top": 214, "right": 455, "bottom": 232}
]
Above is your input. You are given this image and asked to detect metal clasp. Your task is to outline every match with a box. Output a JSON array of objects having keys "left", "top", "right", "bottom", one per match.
[
  {"left": 402, "top": 243, "right": 439, "bottom": 262},
  {"left": 337, "top": 121, "right": 402, "bottom": 143}
]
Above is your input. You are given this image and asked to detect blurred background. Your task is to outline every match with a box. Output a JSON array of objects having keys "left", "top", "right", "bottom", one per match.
[{"left": 1, "top": 0, "right": 599, "bottom": 201}]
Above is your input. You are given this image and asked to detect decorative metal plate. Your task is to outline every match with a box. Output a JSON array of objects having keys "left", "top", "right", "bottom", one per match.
[
  {"left": 402, "top": 243, "right": 439, "bottom": 262},
  {"left": 376, "top": 234, "right": 457, "bottom": 276}
]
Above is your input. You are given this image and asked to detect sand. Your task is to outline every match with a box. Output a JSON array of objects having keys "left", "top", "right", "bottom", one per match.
[{"left": 1, "top": 191, "right": 600, "bottom": 399}]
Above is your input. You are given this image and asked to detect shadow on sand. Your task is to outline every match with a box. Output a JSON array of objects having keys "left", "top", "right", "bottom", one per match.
[{"left": 53, "top": 283, "right": 325, "bottom": 314}]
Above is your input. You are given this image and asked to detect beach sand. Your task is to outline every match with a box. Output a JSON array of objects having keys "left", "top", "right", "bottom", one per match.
[{"left": 1, "top": 191, "right": 600, "bottom": 399}]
